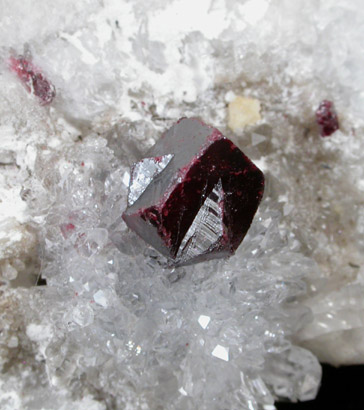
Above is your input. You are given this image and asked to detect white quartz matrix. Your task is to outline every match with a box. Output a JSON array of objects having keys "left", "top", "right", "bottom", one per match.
[{"left": 1, "top": 0, "right": 364, "bottom": 409}]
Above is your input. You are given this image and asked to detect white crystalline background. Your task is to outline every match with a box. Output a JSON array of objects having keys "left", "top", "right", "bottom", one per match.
[{"left": 0, "top": 0, "right": 364, "bottom": 408}]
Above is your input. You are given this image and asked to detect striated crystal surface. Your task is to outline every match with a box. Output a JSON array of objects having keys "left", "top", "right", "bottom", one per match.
[
  {"left": 176, "top": 179, "right": 224, "bottom": 261},
  {"left": 123, "top": 118, "right": 265, "bottom": 265}
]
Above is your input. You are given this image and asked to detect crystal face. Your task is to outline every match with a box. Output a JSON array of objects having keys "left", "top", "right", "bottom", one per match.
[
  {"left": 315, "top": 100, "right": 339, "bottom": 137},
  {"left": 212, "top": 344, "right": 229, "bottom": 362},
  {"left": 122, "top": 118, "right": 265, "bottom": 265},
  {"left": 128, "top": 154, "right": 174, "bottom": 206}
]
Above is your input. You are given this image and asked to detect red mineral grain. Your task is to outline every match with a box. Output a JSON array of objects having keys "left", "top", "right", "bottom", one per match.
[
  {"left": 9, "top": 56, "right": 56, "bottom": 105},
  {"left": 316, "top": 100, "right": 339, "bottom": 137}
]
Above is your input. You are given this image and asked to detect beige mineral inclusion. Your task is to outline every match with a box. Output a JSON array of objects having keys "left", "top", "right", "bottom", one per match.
[{"left": 228, "top": 96, "right": 261, "bottom": 131}]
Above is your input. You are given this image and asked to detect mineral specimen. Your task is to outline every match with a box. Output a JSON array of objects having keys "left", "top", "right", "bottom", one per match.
[
  {"left": 315, "top": 100, "right": 339, "bottom": 137},
  {"left": 123, "top": 118, "right": 265, "bottom": 265},
  {"left": 9, "top": 55, "right": 56, "bottom": 105},
  {"left": 2, "top": 1, "right": 364, "bottom": 408}
]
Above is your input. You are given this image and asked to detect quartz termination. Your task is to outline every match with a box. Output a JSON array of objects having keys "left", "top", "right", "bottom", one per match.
[{"left": 122, "top": 118, "right": 265, "bottom": 265}]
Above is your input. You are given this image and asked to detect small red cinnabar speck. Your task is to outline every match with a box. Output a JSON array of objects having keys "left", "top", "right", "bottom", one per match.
[
  {"left": 60, "top": 223, "right": 75, "bottom": 239},
  {"left": 316, "top": 100, "right": 339, "bottom": 137},
  {"left": 8, "top": 55, "right": 56, "bottom": 105}
]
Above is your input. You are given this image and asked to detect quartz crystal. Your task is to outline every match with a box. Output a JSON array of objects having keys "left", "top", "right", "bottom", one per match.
[{"left": 123, "top": 118, "right": 264, "bottom": 265}]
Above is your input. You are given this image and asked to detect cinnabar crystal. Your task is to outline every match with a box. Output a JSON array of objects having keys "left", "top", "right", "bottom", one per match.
[
  {"left": 9, "top": 56, "right": 56, "bottom": 105},
  {"left": 122, "top": 118, "right": 265, "bottom": 266},
  {"left": 316, "top": 100, "right": 339, "bottom": 137}
]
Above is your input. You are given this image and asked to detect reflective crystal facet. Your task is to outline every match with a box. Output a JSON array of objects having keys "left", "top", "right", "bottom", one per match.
[
  {"left": 123, "top": 118, "right": 265, "bottom": 265},
  {"left": 198, "top": 315, "right": 211, "bottom": 329},
  {"left": 212, "top": 344, "right": 230, "bottom": 361},
  {"left": 176, "top": 179, "right": 224, "bottom": 263},
  {"left": 128, "top": 154, "right": 174, "bottom": 206}
]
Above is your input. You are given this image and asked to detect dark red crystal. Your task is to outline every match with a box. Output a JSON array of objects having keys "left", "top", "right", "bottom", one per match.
[
  {"left": 316, "top": 100, "right": 339, "bottom": 137},
  {"left": 9, "top": 56, "right": 56, "bottom": 105},
  {"left": 122, "top": 118, "right": 264, "bottom": 266}
]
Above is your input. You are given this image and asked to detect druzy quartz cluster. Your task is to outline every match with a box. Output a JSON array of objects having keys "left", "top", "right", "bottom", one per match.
[
  {"left": 123, "top": 118, "right": 264, "bottom": 265},
  {"left": 0, "top": 125, "right": 321, "bottom": 409}
]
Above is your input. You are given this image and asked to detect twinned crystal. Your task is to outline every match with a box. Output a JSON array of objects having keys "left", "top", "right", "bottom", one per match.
[{"left": 123, "top": 118, "right": 265, "bottom": 265}]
